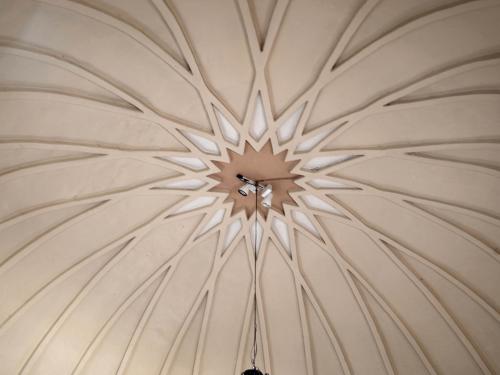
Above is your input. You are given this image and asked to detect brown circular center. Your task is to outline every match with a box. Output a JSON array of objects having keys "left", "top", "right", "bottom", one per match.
[{"left": 209, "top": 141, "right": 303, "bottom": 217}]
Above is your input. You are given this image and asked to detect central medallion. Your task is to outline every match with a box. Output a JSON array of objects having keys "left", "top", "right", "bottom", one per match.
[{"left": 209, "top": 141, "right": 303, "bottom": 217}]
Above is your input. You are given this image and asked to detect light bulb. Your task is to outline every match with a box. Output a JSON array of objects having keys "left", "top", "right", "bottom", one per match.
[
  {"left": 260, "top": 184, "right": 272, "bottom": 198},
  {"left": 238, "top": 183, "right": 250, "bottom": 196},
  {"left": 262, "top": 192, "right": 273, "bottom": 208},
  {"left": 239, "top": 183, "right": 256, "bottom": 196}
]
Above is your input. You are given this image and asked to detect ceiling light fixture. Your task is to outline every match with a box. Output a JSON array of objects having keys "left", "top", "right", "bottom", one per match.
[
  {"left": 237, "top": 174, "right": 300, "bottom": 212},
  {"left": 236, "top": 174, "right": 273, "bottom": 209},
  {"left": 242, "top": 369, "right": 266, "bottom": 375}
]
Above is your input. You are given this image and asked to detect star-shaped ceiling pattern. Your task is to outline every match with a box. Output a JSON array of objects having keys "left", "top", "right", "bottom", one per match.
[
  {"left": 209, "top": 141, "right": 301, "bottom": 217},
  {"left": 0, "top": 1, "right": 499, "bottom": 375}
]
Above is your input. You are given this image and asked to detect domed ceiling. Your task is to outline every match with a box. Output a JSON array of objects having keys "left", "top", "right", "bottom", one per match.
[{"left": 0, "top": 0, "right": 499, "bottom": 374}]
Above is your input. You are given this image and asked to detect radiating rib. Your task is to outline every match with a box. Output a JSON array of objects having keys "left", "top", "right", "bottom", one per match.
[
  {"left": 0, "top": 196, "right": 192, "bottom": 334},
  {"left": 0, "top": 43, "right": 208, "bottom": 141},
  {"left": 285, "top": 223, "right": 320, "bottom": 375},
  {"left": 115, "top": 265, "right": 174, "bottom": 375},
  {"left": 51, "top": 0, "right": 239, "bottom": 135},
  {"left": 259, "top": 0, "right": 294, "bottom": 151},
  {"left": 0, "top": 43, "right": 144, "bottom": 111},
  {"left": 273, "top": 0, "right": 381, "bottom": 142},
  {"left": 296, "top": 147, "right": 500, "bottom": 179},
  {"left": 71, "top": 268, "right": 171, "bottom": 375},
  {"left": 290, "top": 206, "right": 397, "bottom": 375},
  {"left": 401, "top": 153, "right": 500, "bottom": 178},
  {"left": 269, "top": 215, "right": 314, "bottom": 375},
  {"left": 381, "top": 235, "right": 500, "bottom": 322},
  {"left": 150, "top": 0, "right": 238, "bottom": 154},
  {"left": 375, "top": 238, "right": 494, "bottom": 374},
  {"left": 0, "top": 87, "right": 135, "bottom": 111},
  {"left": 308, "top": 175, "right": 500, "bottom": 260},
  {"left": 344, "top": 270, "right": 396, "bottom": 375},
  {"left": 236, "top": 0, "right": 294, "bottom": 151},
  {"left": 0, "top": 90, "right": 191, "bottom": 151},
  {"left": 348, "top": 268, "right": 439, "bottom": 375},
  {"left": 158, "top": 224, "right": 247, "bottom": 375},
  {"left": 17, "top": 198, "right": 225, "bottom": 374},
  {"left": 302, "top": 172, "right": 500, "bottom": 229},
  {"left": 287, "top": 208, "right": 438, "bottom": 375},
  {"left": 0, "top": 154, "right": 108, "bottom": 184},
  {"left": 316, "top": 140, "right": 500, "bottom": 156},
  {"left": 261, "top": 0, "right": 291, "bottom": 61},
  {"left": 36, "top": 0, "right": 192, "bottom": 83},
  {"left": 268, "top": 226, "right": 352, "bottom": 375},
  {"left": 0, "top": 200, "right": 109, "bottom": 277},
  {"left": 72, "top": 204, "right": 232, "bottom": 374},
  {"left": 17, "top": 238, "right": 139, "bottom": 375},
  {"left": 0, "top": 236, "right": 128, "bottom": 337},
  {"left": 192, "top": 224, "right": 228, "bottom": 375},
  {"left": 296, "top": 57, "right": 500, "bottom": 154},
  {"left": 0, "top": 138, "right": 188, "bottom": 155},
  {"left": 0, "top": 138, "right": 209, "bottom": 178},
  {"left": 310, "top": 196, "right": 500, "bottom": 325},
  {"left": 0, "top": 174, "right": 179, "bottom": 231},
  {"left": 316, "top": 196, "right": 494, "bottom": 374},
  {"left": 192, "top": 219, "right": 241, "bottom": 375},
  {"left": 297, "top": 182, "right": 500, "bottom": 315},
  {"left": 226, "top": 220, "right": 273, "bottom": 375},
  {"left": 235, "top": 24, "right": 271, "bottom": 148},
  {"left": 327, "top": 0, "right": 500, "bottom": 84},
  {"left": 0, "top": 200, "right": 230, "bottom": 343},
  {"left": 236, "top": 0, "right": 262, "bottom": 66}
]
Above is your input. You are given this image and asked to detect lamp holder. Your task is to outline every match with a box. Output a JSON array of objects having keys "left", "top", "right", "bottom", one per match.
[{"left": 236, "top": 174, "right": 266, "bottom": 191}]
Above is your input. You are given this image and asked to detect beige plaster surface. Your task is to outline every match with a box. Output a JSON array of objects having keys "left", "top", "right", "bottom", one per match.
[{"left": 0, "top": 1, "right": 499, "bottom": 374}]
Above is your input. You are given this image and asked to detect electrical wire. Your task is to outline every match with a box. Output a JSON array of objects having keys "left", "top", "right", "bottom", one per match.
[
  {"left": 258, "top": 175, "right": 300, "bottom": 182},
  {"left": 251, "top": 180, "right": 258, "bottom": 370}
]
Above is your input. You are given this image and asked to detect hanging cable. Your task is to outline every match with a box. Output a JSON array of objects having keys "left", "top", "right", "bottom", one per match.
[
  {"left": 239, "top": 175, "right": 289, "bottom": 375},
  {"left": 258, "top": 175, "right": 300, "bottom": 182},
  {"left": 251, "top": 180, "right": 258, "bottom": 370}
]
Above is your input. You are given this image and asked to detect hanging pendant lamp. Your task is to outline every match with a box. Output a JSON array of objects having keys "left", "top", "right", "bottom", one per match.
[
  {"left": 242, "top": 369, "right": 266, "bottom": 375},
  {"left": 241, "top": 177, "right": 269, "bottom": 375}
]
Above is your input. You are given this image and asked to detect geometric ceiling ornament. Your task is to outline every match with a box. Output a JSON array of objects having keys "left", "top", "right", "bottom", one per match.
[
  {"left": 198, "top": 208, "right": 226, "bottom": 237},
  {"left": 152, "top": 178, "right": 206, "bottom": 190},
  {"left": 222, "top": 218, "right": 243, "bottom": 251},
  {"left": 300, "top": 194, "right": 346, "bottom": 217},
  {"left": 250, "top": 218, "right": 264, "bottom": 255},
  {"left": 277, "top": 103, "right": 305, "bottom": 144},
  {"left": 208, "top": 140, "right": 302, "bottom": 217},
  {"left": 295, "top": 127, "right": 335, "bottom": 152},
  {"left": 179, "top": 130, "right": 220, "bottom": 155},
  {"left": 291, "top": 210, "right": 322, "bottom": 239},
  {"left": 249, "top": 93, "right": 268, "bottom": 141},
  {"left": 214, "top": 106, "right": 240, "bottom": 145},
  {"left": 173, "top": 196, "right": 217, "bottom": 215},
  {"left": 158, "top": 155, "right": 208, "bottom": 171},
  {"left": 271, "top": 216, "right": 291, "bottom": 257},
  {"left": 0, "top": 1, "right": 499, "bottom": 375}
]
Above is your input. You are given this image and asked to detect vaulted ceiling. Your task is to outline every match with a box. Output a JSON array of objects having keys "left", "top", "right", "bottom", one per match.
[{"left": 0, "top": 1, "right": 499, "bottom": 374}]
